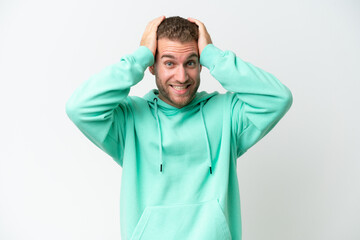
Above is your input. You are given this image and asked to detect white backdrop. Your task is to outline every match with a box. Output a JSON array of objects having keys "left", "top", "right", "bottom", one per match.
[{"left": 1, "top": 0, "right": 359, "bottom": 239}]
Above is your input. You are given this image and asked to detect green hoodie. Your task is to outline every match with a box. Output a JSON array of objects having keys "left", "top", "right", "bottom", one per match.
[{"left": 66, "top": 44, "right": 292, "bottom": 240}]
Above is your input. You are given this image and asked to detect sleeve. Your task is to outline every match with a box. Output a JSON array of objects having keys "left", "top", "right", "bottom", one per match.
[
  {"left": 200, "top": 44, "right": 293, "bottom": 158},
  {"left": 65, "top": 46, "right": 154, "bottom": 166}
]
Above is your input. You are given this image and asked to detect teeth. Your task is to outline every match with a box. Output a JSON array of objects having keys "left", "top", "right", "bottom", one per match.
[{"left": 172, "top": 85, "right": 187, "bottom": 90}]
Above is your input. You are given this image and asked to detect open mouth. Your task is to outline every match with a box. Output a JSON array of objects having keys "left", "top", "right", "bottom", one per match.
[{"left": 170, "top": 84, "right": 191, "bottom": 94}]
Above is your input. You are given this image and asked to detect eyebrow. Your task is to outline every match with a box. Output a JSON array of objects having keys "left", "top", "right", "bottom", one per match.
[{"left": 161, "top": 53, "right": 199, "bottom": 60}]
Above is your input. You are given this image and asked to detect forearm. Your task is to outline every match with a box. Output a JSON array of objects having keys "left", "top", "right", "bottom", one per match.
[
  {"left": 200, "top": 44, "right": 292, "bottom": 131},
  {"left": 66, "top": 16, "right": 163, "bottom": 164},
  {"left": 66, "top": 46, "right": 154, "bottom": 142}
]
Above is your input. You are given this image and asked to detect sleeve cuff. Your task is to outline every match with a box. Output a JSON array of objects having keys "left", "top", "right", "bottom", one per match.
[
  {"left": 131, "top": 46, "right": 155, "bottom": 69},
  {"left": 199, "top": 44, "right": 224, "bottom": 70}
]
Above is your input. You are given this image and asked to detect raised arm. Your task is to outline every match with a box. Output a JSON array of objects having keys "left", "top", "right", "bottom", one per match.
[
  {"left": 189, "top": 17, "right": 293, "bottom": 157},
  {"left": 66, "top": 16, "right": 164, "bottom": 165}
]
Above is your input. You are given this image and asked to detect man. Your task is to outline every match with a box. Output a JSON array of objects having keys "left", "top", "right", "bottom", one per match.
[{"left": 66, "top": 16, "right": 292, "bottom": 240}]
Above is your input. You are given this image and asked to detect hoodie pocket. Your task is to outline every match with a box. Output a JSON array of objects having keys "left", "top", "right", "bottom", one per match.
[{"left": 130, "top": 199, "right": 231, "bottom": 240}]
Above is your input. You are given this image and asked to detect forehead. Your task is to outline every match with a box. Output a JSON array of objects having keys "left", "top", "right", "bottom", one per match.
[{"left": 157, "top": 38, "right": 198, "bottom": 59}]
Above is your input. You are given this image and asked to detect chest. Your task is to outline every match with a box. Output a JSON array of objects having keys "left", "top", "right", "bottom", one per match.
[
  {"left": 157, "top": 112, "right": 208, "bottom": 157},
  {"left": 132, "top": 105, "right": 224, "bottom": 160}
]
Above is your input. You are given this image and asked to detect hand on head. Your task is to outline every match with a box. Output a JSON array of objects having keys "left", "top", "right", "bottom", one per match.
[
  {"left": 187, "top": 17, "right": 212, "bottom": 55},
  {"left": 140, "top": 16, "right": 166, "bottom": 57},
  {"left": 140, "top": 16, "right": 212, "bottom": 57}
]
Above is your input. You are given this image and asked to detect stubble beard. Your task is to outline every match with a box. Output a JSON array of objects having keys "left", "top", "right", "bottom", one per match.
[{"left": 155, "top": 76, "right": 200, "bottom": 108}]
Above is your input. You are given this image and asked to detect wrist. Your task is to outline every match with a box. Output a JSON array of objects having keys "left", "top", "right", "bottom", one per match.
[
  {"left": 199, "top": 44, "right": 223, "bottom": 70},
  {"left": 132, "top": 46, "right": 155, "bottom": 69}
]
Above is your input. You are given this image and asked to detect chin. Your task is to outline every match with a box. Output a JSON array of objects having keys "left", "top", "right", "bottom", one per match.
[{"left": 171, "top": 96, "right": 194, "bottom": 108}]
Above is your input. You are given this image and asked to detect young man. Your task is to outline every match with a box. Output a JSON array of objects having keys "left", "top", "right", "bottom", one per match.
[{"left": 66, "top": 16, "right": 292, "bottom": 240}]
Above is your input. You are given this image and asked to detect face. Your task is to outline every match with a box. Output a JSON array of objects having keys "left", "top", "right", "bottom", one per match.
[{"left": 150, "top": 38, "right": 201, "bottom": 108}]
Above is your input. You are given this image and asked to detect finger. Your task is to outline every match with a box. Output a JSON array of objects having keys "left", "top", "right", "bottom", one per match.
[
  {"left": 156, "top": 15, "right": 166, "bottom": 23},
  {"left": 149, "top": 15, "right": 165, "bottom": 29},
  {"left": 187, "top": 17, "right": 208, "bottom": 34},
  {"left": 187, "top": 17, "right": 203, "bottom": 27},
  {"left": 187, "top": 17, "right": 199, "bottom": 23},
  {"left": 144, "top": 16, "right": 164, "bottom": 34},
  {"left": 140, "top": 16, "right": 165, "bottom": 56},
  {"left": 187, "top": 17, "right": 212, "bottom": 54}
]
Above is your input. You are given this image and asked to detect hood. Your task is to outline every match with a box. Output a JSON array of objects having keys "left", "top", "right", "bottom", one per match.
[
  {"left": 143, "top": 89, "right": 218, "bottom": 175},
  {"left": 144, "top": 89, "right": 218, "bottom": 114}
]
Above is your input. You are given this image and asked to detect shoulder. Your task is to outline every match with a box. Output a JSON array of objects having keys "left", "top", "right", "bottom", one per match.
[
  {"left": 125, "top": 96, "right": 149, "bottom": 110},
  {"left": 204, "top": 91, "right": 235, "bottom": 105}
]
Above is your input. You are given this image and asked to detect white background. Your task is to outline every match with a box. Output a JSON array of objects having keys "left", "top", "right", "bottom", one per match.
[{"left": 1, "top": 0, "right": 359, "bottom": 239}]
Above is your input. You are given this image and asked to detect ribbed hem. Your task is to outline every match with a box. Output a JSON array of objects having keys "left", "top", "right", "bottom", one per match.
[{"left": 199, "top": 44, "right": 224, "bottom": 70}]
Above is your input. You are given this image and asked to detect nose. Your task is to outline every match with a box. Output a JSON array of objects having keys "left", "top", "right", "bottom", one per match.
[{"left": 175, "top": 66, "right": 188, "bottom": 83}]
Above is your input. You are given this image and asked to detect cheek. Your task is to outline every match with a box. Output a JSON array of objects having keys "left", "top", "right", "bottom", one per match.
[
  {"left": 156, "top": 68, "right": 173, "bottom": 82},
  {"left": 188, "top": 68, "right": 201, "bottom": 80}
]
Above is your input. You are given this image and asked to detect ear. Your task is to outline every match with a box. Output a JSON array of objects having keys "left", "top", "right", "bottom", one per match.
[
  {"left": 199, "top": 64, "right": 202, "bottom": 72},
  {"left": 149, "top": 65, "right": 155, "bottom": 75}
]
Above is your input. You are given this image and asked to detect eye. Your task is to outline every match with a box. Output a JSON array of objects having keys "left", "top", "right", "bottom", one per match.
[
  {"left": 187, "top": 60, "right": 196, "bottom": 67},
  {"left": 165, "top": 61, "right": 174, "bottom": 67}
]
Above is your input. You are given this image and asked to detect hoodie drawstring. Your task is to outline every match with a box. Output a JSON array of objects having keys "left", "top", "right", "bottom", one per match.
[
  {"left": 200, "top": 102, "right": 213, "bottom": 174},
  {"left": 154, "top": 98, "right": 163, "bottom": 173},
  {"left": 153, "top": 98, "right": 213, "bottom": 175}
]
